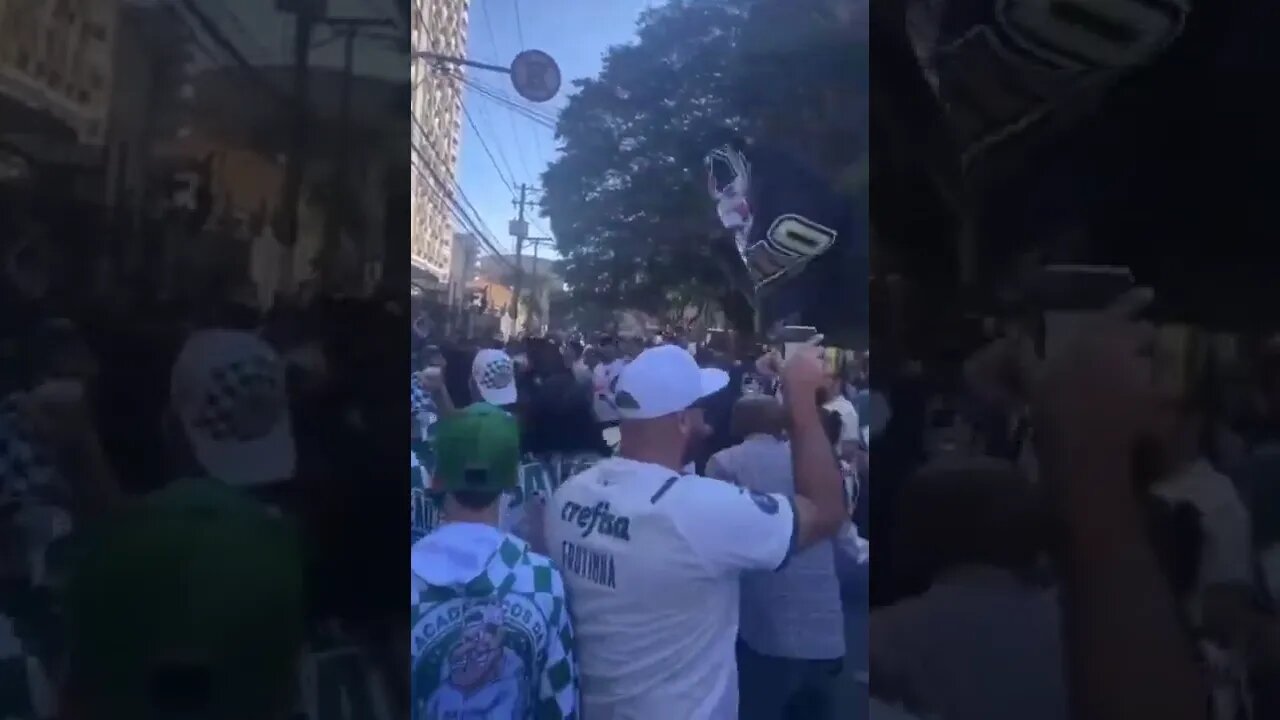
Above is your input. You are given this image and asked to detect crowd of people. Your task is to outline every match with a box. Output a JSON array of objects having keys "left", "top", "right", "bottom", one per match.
[
  {"left": 865, "top": 290, "right": 1280, "bottom": 720},
  {"left": 409, "top": 329, "right": 870, "bottom": 719},
  {"left": 1, "top": 285, "right": 411, "bottom": 720}
]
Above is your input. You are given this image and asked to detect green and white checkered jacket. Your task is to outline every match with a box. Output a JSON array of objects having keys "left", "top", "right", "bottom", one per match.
[{"left": 411, "top": 534, "right": 579, "bottom": 720}]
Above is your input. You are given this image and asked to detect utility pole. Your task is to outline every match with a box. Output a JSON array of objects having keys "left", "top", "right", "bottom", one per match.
[
  {"left": 318, "top": 16, "right": 394, "bottom": 293},
  {"left": 524, "top": 236, "right": 552, "bottom": 333},
  {"left": 509, "top": 183, "right": 534, "bottom": 323}
]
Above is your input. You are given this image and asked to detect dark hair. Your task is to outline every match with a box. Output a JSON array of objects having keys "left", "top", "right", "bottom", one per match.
[
  {"left": 443, "top": 346, "right": 475, "bottom": 409},
  {"left": 568, "top": 340, "right": 584, "bottom": 357},
  {"left": 822, "top": 409, "right": 843, "bottom": 446},
  {"left": 1142, "top": 495, "right": 1203, "bottom": 604},
  {"left": 449, "top": 489, "right": 505, "bottom": 511},
  {"left": 521, "top": 374, "right": 610, "bottom": 456},
  {"left": 527, "top": 338, "right": 568, "bottom": 379}
]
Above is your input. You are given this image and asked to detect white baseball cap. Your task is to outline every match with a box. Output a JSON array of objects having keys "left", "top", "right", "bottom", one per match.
[
  {"left": 613, "top": 344, "right": 728, "bottom": 420},
  {"left": 472, "top": 348, "right": 518, "bottom": 406},
  {"left": 170, "top": 330, "right": 295, "bottom": 488}
]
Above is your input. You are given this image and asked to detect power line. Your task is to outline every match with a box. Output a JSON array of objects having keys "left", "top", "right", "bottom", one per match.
[
  {"left": 411, "top": 116, "right": 517, "bottom": 267},
  {"left": 464, "top": 77, "right": 559, "bottom": 124},
  {"left": 461, "top": 77, "right": 557, "bottom": 130},
  {"left": 412, "top": 150, "right": 512, "bottom": 267},
  {"left": 177, "top": 0, "right": 288, "bottom": 105},
  {"left": 424, "top": 64, "right": 557, "bottom": 129},
  {"left": 512, "top": 0, "right": 527, "bottom": 49},
  {"left": 461, "top": 104, "right": 517, "bottom": 197},
  {"left": 479, "top": 0, "right": 503, "bottom": 63},
  {"left": 530, "top": 217, "right": 553, "bottom": 239},
  {"left": 467, "top": 77, "right": 555, "bottom": 165},
  {"left": 470, "top": 99, "right": 521, "bottom": 192},
  {"left": 208, "top": 0, "right": 269, "bottom": 62},
  {"left": 412, "top": 116, "right": 498, "bottom": 243}
]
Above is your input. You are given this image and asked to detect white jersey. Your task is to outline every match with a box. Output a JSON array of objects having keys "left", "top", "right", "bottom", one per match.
[{"left": 547, "top": 457, "right": 797, "bottom": 720}]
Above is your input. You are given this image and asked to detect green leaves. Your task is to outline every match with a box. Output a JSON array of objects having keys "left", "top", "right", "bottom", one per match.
[{"left": 542, "top": 0, "right": 866, "bottom": 329}]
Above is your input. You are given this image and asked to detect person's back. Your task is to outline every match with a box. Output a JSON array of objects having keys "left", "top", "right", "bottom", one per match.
[
  {"left": 710, "top": 435, "right": 844, "bottom": 655},
  {"left": 708, "top": 430, "right": 847, "bottom": 720},
  {"left": 410, "top": 405, "right": 578, "bottom": 720},
  {"left": 869, "top": 458, "right": 1066, "bottom": 720},
  {"left": 871, "top": 568, "right": 1066, "bottom": 720},
  {"left": 549, "top": 456, "right": 789, "bottom": 718},
  {"left": 547, "top": 344, "right": 846, "bottom": 719}
]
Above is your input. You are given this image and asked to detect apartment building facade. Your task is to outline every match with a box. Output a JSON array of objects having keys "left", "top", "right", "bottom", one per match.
[
  {"left": 0, "top": 0, "right": 119, "bottom": 146},
  {"left": 410, "top": 0, "right": 469, "bottom": 283}
]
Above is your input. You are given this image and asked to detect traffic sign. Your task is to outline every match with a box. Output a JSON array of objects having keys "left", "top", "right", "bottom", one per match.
[{"left": 510, "top": 49, "right": 561, "bottom": 103}]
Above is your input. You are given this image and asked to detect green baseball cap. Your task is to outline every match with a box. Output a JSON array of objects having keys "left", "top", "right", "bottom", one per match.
[
  {"left": 433, "top": 403, "right": 520, "bottom": 492},
  {"left": 64, "top": 477, "right": 305, "bottom": 720}
]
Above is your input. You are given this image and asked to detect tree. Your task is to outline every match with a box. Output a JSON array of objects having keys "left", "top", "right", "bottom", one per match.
[{"left": 542, "top": 0, "right": 866, "bottom": 332}]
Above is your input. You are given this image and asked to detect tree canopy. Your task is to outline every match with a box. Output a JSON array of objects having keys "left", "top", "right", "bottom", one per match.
[{"left": 541, "top": 0, "right": 864, "bottom": 332}]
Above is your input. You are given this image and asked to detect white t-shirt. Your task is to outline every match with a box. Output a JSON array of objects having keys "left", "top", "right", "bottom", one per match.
[
  {"left": 592, "top": 359, "right": 627, "bottom": 423},
  {"left": 547, "top": 457, "right": 797, "bottom": 720},
  {"left": 1150, "top": 459, "right": 1253, "bottom": 610},
  {"left": 1150, "top": 459, "right": 1253, "bottom": 720},
  {"left": 824, "top": 395, "right": 860, "bottom": 448},
  {"left": 572, "top": 359, "right": 593, "bottom": 386}
]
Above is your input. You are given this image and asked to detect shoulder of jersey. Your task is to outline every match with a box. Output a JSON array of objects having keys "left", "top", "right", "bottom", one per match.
[{"left": 651, "top": 472, "right": 739, "bottom": 507}]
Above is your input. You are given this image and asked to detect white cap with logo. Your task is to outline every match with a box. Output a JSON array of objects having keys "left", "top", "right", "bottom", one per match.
[
  {"left": 170, "top": 329, "right": 294, "bottom": 488},
  {"left": 613, "top": 344, "right": 729, "bottom": 420},
  {"left": 472, "top": 348, "right": 518, "bottom": 406}
]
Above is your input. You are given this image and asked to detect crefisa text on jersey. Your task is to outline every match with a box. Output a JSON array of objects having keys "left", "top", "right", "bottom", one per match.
[{"left": 560, "top": 500, "right": 631, "bottom": 541}]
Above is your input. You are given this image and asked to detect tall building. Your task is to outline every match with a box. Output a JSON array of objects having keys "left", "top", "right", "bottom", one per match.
[
  {"left": 447, "top": 231, "right": 479, "bottom": 306},
  {"left": 0, "top": 0, "right": 120, "bottom": 145},
  {"left": 411, "top": 0, "right": 469, "bottom": 284}
]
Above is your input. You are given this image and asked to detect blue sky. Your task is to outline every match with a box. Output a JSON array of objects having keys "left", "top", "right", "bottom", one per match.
[{"left": 456, "top": 0, "right": 659, "bottom": 260}]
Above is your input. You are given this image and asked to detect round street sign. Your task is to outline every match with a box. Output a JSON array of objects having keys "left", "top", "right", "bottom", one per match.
[{"left": 510, "top": 49, "right": 561, "bottom": 103}]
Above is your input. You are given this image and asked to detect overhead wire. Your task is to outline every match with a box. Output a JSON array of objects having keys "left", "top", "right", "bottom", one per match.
[
  {"left": 411, "top": 115, "right": 518, "bottom": 269},
  {"left": 461, "top": 103, "right": 518, "bottom": 197},
  {"left": 473, "top": 0, "right": 533, "bottom": 182},
  {"left": 512, "top": 0, "right": 527, "bottom": 49},
  {"left": 412, "top": 150, "right": 513, "bottom": 270},
  {"left": 469, "top": 97, "right": 522, "bottom": 192},
  {"left": 177, "top": 0, "right": 290, "bottom": 105},
  {"left": 462, "top": 75, "right": 559, "bottom": 124},
  {"left": 208, "top": 0, "right": 270, "bottom": 63},
  {"left": 478, "top": 0, "right": 503, "bottom": 65},
  {"left": 460, "top": 77, "right": 557, "bottom": 130}
]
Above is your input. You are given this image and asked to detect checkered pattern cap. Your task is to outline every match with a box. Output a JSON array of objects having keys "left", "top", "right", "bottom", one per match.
[
  {"left": 171, "top": 330, "right": 294, "bottom": 488},
  {"left": 471, "top": 349, "right": 518, "bottom": 406}
]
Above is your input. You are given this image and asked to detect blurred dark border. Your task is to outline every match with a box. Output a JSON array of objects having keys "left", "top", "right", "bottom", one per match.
[{"left": 1, "top": 1, "right": 410, "bottom": 717}]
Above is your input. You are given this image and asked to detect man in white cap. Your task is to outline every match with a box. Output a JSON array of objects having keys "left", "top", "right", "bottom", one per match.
[
  {"left": 168, "top": 329, "right": 295, "bottom": 489},
  {"left": 546, "top": 343, "right": 848, "bottom": 719},
  {"left": 470, "top": 348, "right": 519, "bottom": 409}
]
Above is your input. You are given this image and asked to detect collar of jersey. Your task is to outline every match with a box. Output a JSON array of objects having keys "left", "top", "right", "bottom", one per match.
[{"left": 603, "top": 455, "right": 687, "bottom": 477}]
